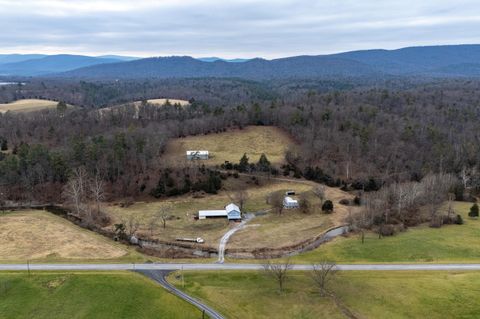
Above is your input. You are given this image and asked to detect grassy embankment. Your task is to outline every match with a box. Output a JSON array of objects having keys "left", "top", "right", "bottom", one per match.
[
  {"left": 0, "top": 271, "right": 198, "bottom": 319},
  {"left": 292, "top": 201, "right": 480, "bottom": 263},
  {"left": 171, "top": 270, "right": 480, "bottom": 319}
]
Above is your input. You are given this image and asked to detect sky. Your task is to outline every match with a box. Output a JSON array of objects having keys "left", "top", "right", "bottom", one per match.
[{"left": 1, "top": 0, "right": 480, "bottom": 59}]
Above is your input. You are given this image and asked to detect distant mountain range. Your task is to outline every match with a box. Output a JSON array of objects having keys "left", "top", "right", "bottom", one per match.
[
  {"left": 197, "top": 57, "right": 251, "bottom": 63},
  {"left": 0, "top": 54, "right": 127, "bottom": 76},
  {"left": 2, "top": 45, "right": 480, "bottom": 79}
]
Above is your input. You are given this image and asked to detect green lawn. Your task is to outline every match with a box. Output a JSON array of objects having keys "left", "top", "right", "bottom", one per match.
[
  {"left": 292, "top": 201, "right": 480, "bottom": 263},
  {"left": 0, "top": 271, "right": 198, "bottom": 319},
  {"left": 171, "top": 270, "right": 480, "bottom": 319}
]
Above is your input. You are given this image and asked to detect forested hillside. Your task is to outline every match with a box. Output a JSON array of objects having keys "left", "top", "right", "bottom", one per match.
[{"left": 1, "top": 78, "right": 479, "bottom": 204}]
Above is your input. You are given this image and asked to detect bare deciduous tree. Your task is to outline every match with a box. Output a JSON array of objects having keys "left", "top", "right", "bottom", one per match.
[
  {"left": 262, "top": 259, "right": 292, "bottom": 292},
  {"left": 125, "top": 215, "right": 140, "bottom": 238},
  {"left": 269, "top": 191, "right": 284, "bottom": 215},
  {"left": 89, "top": 172, "right": 105, "bottom": 215},
  {"left": 298, "top": 193, "right": 311, "bottom": 214},
  {"left": 313, "top": 185, "right": 326, "bottom": 206},
  {"left": 230, "top": 189, "right": 249, "bottom": 212},
  {"left": 310, "top": 261, "right": 338, "bottom": 296},
  {"left": 63, "top": 167, "right": 88, "bottom": 217}
]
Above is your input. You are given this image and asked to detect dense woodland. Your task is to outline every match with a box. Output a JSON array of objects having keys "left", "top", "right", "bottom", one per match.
[{"left": 1, "top": 77, "right": 480, "bottom": 210}]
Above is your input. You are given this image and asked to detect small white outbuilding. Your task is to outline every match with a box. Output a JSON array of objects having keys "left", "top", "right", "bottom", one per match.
[
  {"left": 283, "top": 196, "right": 299, "bottom": 209},
  {"left": 186, "top": 150, "right": 209, "bottom": 160}
]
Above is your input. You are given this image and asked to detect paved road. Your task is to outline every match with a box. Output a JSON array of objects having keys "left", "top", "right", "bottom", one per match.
[
  {"left": 217, "top": 213, "right": 255, "bottom": 263},
  {"left": 2, "top": 263, "right": 480, "bottom": 271},
  {"left": 136, "top": 270, "right": 224, "bottom": 319}
]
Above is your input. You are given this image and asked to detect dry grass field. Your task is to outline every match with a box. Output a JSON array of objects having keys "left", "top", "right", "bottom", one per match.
[
  {"left": 139, "top": 98, "right": 189, "bottom": 106},
  {"left": 105, "top": 178, "right": 354, "bottom": 250},
  {"left": 0, "top": 99, "right": 60, "bottom": 113},
  {"left": 0, "top": 210, "right": 129, "bottom": 261},
  {"left": 228, "top": 180, "right": 357, "bottom": 249},
  {"left": 163, "top": 126, "right": 294, "bottom": 166}
]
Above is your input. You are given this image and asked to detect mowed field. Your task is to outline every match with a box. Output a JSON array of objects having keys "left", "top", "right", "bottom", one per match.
[
  {"left": 163, "top": 126, "right": 294, "bottom": 166},
  {"left": 171, "top": 270, "right": 480, "bottom": 319},
  {"left": 0, "top": 99, "right": 59, "bottom": 113},
  {"left": 292, "top": 201, "right": 480, "bottom": 263},
  {"left": 105, "top": 178, "right": 354, "bottom": 250},
  {"left": 0, "top": 211, "right": 133, "bottom": 262},
  {"left": 0, "top": 272, "right": 197, "bottom": 319}
]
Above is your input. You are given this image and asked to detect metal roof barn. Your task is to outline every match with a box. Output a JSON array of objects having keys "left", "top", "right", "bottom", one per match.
[{"left": 198, "top": 203, "right": 242, "bottom": 220}]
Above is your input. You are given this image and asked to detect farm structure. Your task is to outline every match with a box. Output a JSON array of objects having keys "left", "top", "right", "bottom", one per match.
[
  {"left": 283, "top": 196, "right": 299, "bottom": 209},
  {"left": 186, "top": 150, "right": 209, "bottom": 160},
  {"left": 198, "top": 203, "right": 242, "bottom": 220}
]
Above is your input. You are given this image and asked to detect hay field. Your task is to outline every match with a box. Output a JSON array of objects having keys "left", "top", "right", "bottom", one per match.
[
  {"left": 140, "top": 98, "right": 189, "bottom": 106},
  {"left": 163, "top": 126, "right": 294, "bottom": 166},
  {"left": 0, "top": 211, "right": 128, "bottom": 261},
  {"left": 0, "top": 99, "right": 59, "bottom": 113}
]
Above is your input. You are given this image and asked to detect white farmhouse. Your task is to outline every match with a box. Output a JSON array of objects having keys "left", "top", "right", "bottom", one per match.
[
  {"left": 186, "top": 150, "right": 209, "bottom": 160},
  {"left": 198, "top": 203, "right": 242, "bottom": 220},
  {"left": 283, "top": 196, "right": 299, "bottom": 209}
]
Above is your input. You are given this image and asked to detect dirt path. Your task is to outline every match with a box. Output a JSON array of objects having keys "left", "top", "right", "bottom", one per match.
[{"left": 217, "top": 213, "right": 255, "bottom": 263}]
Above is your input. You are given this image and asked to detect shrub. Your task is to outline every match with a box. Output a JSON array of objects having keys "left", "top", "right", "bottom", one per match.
[
  {"left": 469, "top": 203, "right": 479, "bottom": 218},
  {"left": 379, "top": 224, "right": 395, "bottom": 236},
  {"left": 455, "top": 214, "right": 464, "bottom": 225},
  {"left": 339, "top": 199, "right": 350, "bottom": 206},
  {"left": 322, "top": 200, "right": 334, "bottom": 213},
  {"left": 353, "top": 196, "right": 361, "bottom": 205}
]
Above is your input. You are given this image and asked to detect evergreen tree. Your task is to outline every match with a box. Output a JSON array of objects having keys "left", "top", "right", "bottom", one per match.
[
  {"left": 322, "top": 200, "right": 334, "bottom": 213},
  {"left": 257, "top": 153, "right": 271, "bottom": 172},
  {"left": 0, "top": 138, "right": 7, "bottom": 151},
  {"left": 238, "top": 153, "right": 249, "bottom": 172},
  {"left": 469, "top": 203, "right": 479, "bottom": 218}
]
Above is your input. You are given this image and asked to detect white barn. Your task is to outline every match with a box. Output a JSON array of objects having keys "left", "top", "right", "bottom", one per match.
[
  {"left": 198, "top": 203, "right": 242, "bottom": 220},
  {"left": 186, "top": 150, "right": 209, "bottom": 160},
  {"left": 283, "top": 196, "right": 299, "bottom": 209}
]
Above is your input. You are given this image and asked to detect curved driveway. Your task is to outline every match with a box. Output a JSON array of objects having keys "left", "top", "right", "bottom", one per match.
[{"left": 136, "top": 269, "right": 224, "bottom": 319}]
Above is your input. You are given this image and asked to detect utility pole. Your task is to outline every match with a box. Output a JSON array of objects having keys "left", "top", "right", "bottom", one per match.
[{"left": 27, "top": 260, "right": 30, "bottom": 276}]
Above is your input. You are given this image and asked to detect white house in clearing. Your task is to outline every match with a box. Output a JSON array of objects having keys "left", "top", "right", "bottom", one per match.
[
  {"left": 186, "top": 150, "right": 209, "bottom": 160},
  {"left": 198, "top": 203, "right": 242, "bottom": 220},
  {"left": 283, "top": 196, "right": 299, "bottom": 209}
]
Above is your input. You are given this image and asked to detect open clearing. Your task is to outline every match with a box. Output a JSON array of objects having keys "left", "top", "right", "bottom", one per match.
[
  {"left": 0, "top": 99, "right": 61, "bottom": 113},
  {"left": 0, "top": 211, "right": 131, "bottom": 262},
  {"left": 138, "top": 98, "right": 189, "bottom": 106},
  {"left": 105, "top": 179, "right": 354, "bottom": 250},
  {"left": 0, "top": 271, "right": 197, "bottom": 319},
  {"left": 292, "top": 201, "right": 480, "bottom": 263},
  {"left": 163, "top": 126, "right": 294, "bottom": 166},
  {"left": 171, "top": 270, "right": 480, "bottom": 319}
]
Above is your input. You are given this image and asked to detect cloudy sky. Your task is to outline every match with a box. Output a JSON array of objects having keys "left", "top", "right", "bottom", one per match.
[{"left": 1, "top": 0, "right": 480, "bottom": 59}]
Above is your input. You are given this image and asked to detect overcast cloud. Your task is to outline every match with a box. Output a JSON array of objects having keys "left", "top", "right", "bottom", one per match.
[{"left": 1, "top": 0, "right": 480, "bottom": 58}]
